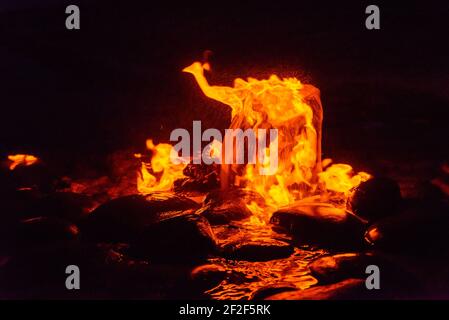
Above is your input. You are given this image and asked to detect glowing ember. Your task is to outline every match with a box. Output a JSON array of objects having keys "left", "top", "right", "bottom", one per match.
[
  {"left": 7, "top": 154, "right": 38, "bottom": 170},
  {"left": 137, "top": 139, "right": 187, "bottom": 193}
]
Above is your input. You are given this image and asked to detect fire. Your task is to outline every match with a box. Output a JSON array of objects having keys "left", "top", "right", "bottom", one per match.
[
  {"left": 183, "top": 61, "right": 370, "bottom": 219},
  {"left": 7, "top": 154, "right": 38, "bottom": 170},
  {"left": 137, "top": 139, "right": 187, "bottom": 193},
  {"left": 137, "top": 61, "right": 370, "bottom": 223}
]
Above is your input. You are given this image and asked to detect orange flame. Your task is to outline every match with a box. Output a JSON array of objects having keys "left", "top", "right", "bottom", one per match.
[
  {"left": 137, "top": 139, "right": 187, "bottom": 193},
  {"left": 136, "top": 61, "right": 371, "bottom": 224},
  {"left": 183, "top": 61, "right": 370, "bottom": 221},
  {"left": 7, "top": 154, "right": 38, "bottom": 170}
]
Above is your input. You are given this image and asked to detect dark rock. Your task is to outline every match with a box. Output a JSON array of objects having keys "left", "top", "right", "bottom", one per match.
[
  {"left": 308, "top": 252, "right": 425, "bottom": 296},
  {"left": 270, "top": 203, "right": 366, "bottom": 249},
  {"left": 308, "top": 253, "right": 377, "bottom": 284},
  {"left": 250, "top": 283, "right": 298, "bottom": 300},
  {"left": 1, "top": 161, "right": 55, "bottom": 193},
  {"left": 174, "top": 163, "right": 220, "bottom": 192},
  {"left": 221, "top": 239, "right": 293, "bottom": 261},
  {"left": 129, "top": 213, "right": 217, "bottom": 262},
  {"left": 1, "top": 188, "right": 42, "bottom": 223},
  {"left": 200, "top": 188, "right": 265, "bottom": 225},
  {"left": 82, "top": 192, "right": 201, "bottom": 242},
  {"left": 204, "top": 188, "right": 265, "bottom": 207},
  {"left": 197, "top": 201, "right": 252, "bottom": 225},
  {"left": 190, "top": 264, "right": 228, "bottom": 291},
  {"left": 25, "top": 192, "right": 93, "bottom": 222},
  {"left": 0, "top": 216, "right": 79, "bottom": 255},
  {"left": 350, "top": 177, "right": 402, "bottom": 222},
  {"left": 0, "top": 242, "right": 192, "bottom": 299},
  {"left": 265, "top": 279, "right": 365, "bottom": 300},
  {"left": 364, "top": 206, "right": 449, "bottom": 255}
]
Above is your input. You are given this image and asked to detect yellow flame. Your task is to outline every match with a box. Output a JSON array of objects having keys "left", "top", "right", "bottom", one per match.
[
  {"left": 137, "top": 139, "right": 187, "bottom": 193},
  {"left": 7, "top": 154, "right": 38, "bottom": 170},
  {"left": 183, "top": 61, "right": 371, "bottom": 222}
]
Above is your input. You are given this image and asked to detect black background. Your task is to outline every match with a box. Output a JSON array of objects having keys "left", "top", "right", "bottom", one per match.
[{"left": 1, "top": 0, "right": 448, "bottom": 176}]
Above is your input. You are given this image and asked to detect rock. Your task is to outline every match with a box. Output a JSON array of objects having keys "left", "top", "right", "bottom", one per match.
[
  {"left": 265, "top": 279, "right": 365, "bottom": 300},
  {"left": 308, "top": 253, "right": 377, "bottom": 284},
  {"left": 350, "top": 177, "right": 402, "bottom": 222},
  {"left": 190, "top": 264, "right": 228, "bottom": 291},
  {"left": 0, "top": 216, "right": 79, "bottom": 255},
  {"left": 1, "top": 188, "right": 42, "bottom": 223},
  {"left": 204, "top": 188, "right": 265, "bottom": 207},
  {"left": 1, "top": 161, "right": 55, "bottom": 193},
  {"left": 199, "top": 188, "right": 265, "bottom": 225},
  {"left": 197, "top": 201, "right": 252, "bottom": 225},
  {"left": 364, "top": 207, "right": 449, "bottom": 255},
  {"left": 250, "top": 283, "right": 298, "bottom": 300},
  {"left": 270, "top": 203, "right": 366, "bottom": 249},
  {"left": 129, "top": 214, "right": 217, "bottom": 262},
  {"left": 82, "top": 192, "right": 201, "bottom": 242},
  {"left": 25, "top": 192, "right": 93, "bottom": 222},
  {"left": 221, "top": 239, "right": 293, "bottom": 261},
  {"left": 174, "top": 163, "right": 220, "bottom": 192},
  {"left": 308, "top": 252, "right": 424, "bottom": 296}
]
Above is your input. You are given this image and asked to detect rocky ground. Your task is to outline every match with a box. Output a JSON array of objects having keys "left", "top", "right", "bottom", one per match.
[{"left": 0, "top": 158, "right": 448, "bottom": 300}]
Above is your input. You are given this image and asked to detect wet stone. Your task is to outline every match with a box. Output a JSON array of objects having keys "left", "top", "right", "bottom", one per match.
[
  {"left": 308, "top": 252, "right": 378, "bottom": 284},
  {"left": 129, "top": 213, "right": 217, "bottom": 262},
  {"left": 0, "top": 216, "right": 79, "bottom": 254},
  {"left": 1, "top": 188, "right": 42, "bottom": 223},
  {"left": 250, "top": 283, "right": 298, "bottom": 300},
  {"left": 197, "top": 201, "right": 252, "bottom": 225},
  {"left": 221, "top": 239, "right": 293, "bottom": 262},
  {"left": 190, "top": 264, "right": 228, "bottom": 291},
  {"left": 364, "top": 206, "right": 449, "bottom": 255},
  {"left": 350, "top": 177, "right": 402, "bottom": 222},
  {"left": 82, "top": 192, "right": 201, "bottom": 242},
  {"left": 265, "top": 279, "right": 365, "bottom": 300},
  {"left": 308, "top": 251, "right": 424, "bottom": 296},
  {"left": 270, "top": 203, "right": 366, "bottom": 249},
  {"left": 204, "top": 188, "right": 265, "bottom": 207},
  {"left": 25, "top": 192, "right": 93, "bottom": 222},
  {"left": 174, "top": 163, "right": 220, "bottom": 192}
]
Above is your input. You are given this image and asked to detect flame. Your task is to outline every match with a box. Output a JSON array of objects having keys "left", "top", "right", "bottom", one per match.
[
  {"left": 183, "top": 61, "right": 371, "bottom": 221},
  {"left": 7, "top": 154, "right": 38, "bottom": 170},
  {"left": 137, "top": 139, "right": 187, "bottom": 193}
]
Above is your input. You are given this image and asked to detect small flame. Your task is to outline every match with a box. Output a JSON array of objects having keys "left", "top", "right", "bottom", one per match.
[
  {"left": 7, "top": 154, "right": 38, "bottom": 170},
  {"left": 137, "top": 139, "right": 187, "bottom": 193}
]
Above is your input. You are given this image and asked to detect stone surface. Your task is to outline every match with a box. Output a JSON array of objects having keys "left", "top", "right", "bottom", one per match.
[
  {"left": 0, "top": 216, "right": 79, "bottom": 254},
  {"left": 81, "top": 192, "right": 200, "bottom": 242},
  {"left": 26, "top": 191, "right": 92, "bottom": 222},
  {"left": 204, "top": 188, "right": 265, "bottom": 207},
  {"left": 250, "top": 283, "right": 298, "bottom": 300},
  {"left": 308, "top": 253, "right": 376, "bottom": 284},
  {"left": 270, "top": 203, "right": 366, "bottom": 249},
  {"left": 265, "top": 279, "right": 365, "bottom": 300},
  {"left": 221, "top": 239, "right": 294, "bottom": 262},
  {"left": 174, "top": 163, "right": 220, "bottom": 192},
  {"left": 129, "top": 213, "right": 217, "bottom": 262},
  {"left": 197, "top": 201, "right": 253, "bottom": 225},
  {"left": 190, "top": 264, "right": 228, "bottom": 291},
  {"left": 364, "top": 207, "right": 449, "bottom": 254},
  {"left": 350, "top": 177, "right": 402, "bottom": 222}
]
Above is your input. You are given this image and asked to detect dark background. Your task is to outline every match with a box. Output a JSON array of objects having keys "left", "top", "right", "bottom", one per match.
[{"left": 1, "top": 0, "right": 448, "bottom": 177}]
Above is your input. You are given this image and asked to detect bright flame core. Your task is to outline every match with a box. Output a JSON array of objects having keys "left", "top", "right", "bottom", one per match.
[
  {"left": 7, "top": 154, "right": 38, "bottom": 170},
  {"left": 137, "top": 139, "right": 187, "bottom": 193}
]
